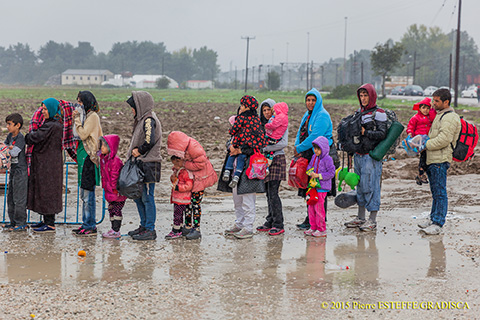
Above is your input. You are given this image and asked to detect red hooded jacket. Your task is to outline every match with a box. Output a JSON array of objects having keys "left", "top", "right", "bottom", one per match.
[
  {"left": 99, "top": 135, "right": 127, "bottom": 203},
  {"left": 407, "top": 97, "right": 436, "bottom": 136}
]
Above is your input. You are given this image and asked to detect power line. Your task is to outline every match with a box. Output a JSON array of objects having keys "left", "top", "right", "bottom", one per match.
[{"left": 241, "top": 36, "right": 255, "bottom": 93}]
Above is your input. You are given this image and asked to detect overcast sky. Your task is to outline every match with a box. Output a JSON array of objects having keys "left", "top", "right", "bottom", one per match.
[{"left": 1, "top": 0, "right": 477, "bottom": 71}]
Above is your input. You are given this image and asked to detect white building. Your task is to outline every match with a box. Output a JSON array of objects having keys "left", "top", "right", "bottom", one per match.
[
  {"left": 61, "top": 69, "right": 114, "bottom": 86},
  {"left": 186, "top": 80, "right": 214, "bottom": 89},
  {"left": 102, "top": 74, "right": 178, "bottom": 89}
]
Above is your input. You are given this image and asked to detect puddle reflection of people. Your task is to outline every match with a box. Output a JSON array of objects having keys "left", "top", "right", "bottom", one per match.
[
  {"left": 334, "top": 233, "right": 378, "bottom": 286},
  {"left": 426, "top": 236, "right": 446, "bottom": 278},
  {"left": 101, "top": 241, "right": 128, "bottom": 282},
  {"left": 168, "top": 241, "right": 202, "bottom": 283},
  {"left": 305, "top": 238, "right": 326, "bottom": 284}
]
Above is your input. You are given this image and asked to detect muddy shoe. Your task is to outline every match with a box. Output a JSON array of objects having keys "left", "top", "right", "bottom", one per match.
[
  {"left": 228, "top": 175, "right": 240, "bottom": 188},
  {"left": 77, "top": 228, "right": 98, "bottom": 237},
  {"left": 225, "top": 224, "right": 242, "bottom": 235},
  {"left": 312, "top": 230, "right": 327, "bottom": 237},
  {"left": 415, "top": 175, "right": 422, "bottom": 185},
  {"left": 33, "top": 225, "right": 56, "bottom": 233},
  {"left": 359, "top": 220, "right": 377, "bottom": 232},
  {"left": 234, "top": 228, "right": 253, "bottom": 239},
  {"left": 181, "top": 227, "right": 192, "bottom": 237},
  {"left": 256, "top": 224, "right": 271, "bottom": 232},
  {"left": 31, "top": 222, "right": 45, "bottom": 229},
  {"left": 128, "top": 225, "right": 146, "bottom": 237},
  {"left": 268, "top": 227, "right": 285, "bottom": 236},
  {"left": 420, "top": 224, "right": 442, "bottom": 235},
  {"left": 165, "top": 229, "right": 183, "bottom": 240},
  {"left": 222, "top": 170, "right": 231, "bottom": 182},
  {"left": 418, "top": 220, "right": 432, "bottom": 229},
  {"left": 12, "top": 225, "right": 27, "bottom": 232},
  {"left": 185, "top": 228, "right": 202, "bottom": 240},
  {"left": 344, "top": 218, "right": 366, "bottom": 228},
  {"left": 132, "top": 229, "right": 157, "bottom": 241},
  {"left": 102, "top": 229, "right": 121, "bottom": 238},
  {"left": 296, "top": 222, "right": 310, "bottom": 230}
]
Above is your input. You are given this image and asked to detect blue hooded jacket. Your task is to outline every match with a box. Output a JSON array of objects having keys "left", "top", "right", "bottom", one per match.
[{"left": 295, "top": 88, "right": 333, "bottom": 153}]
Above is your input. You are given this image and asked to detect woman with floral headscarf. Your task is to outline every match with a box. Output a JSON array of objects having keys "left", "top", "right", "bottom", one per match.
[
  {"left": 25, "top": 98, "right": 64, "bottom": 232},
  {"left": 72, "top": 91, "right": 103, "bottom": 236}
]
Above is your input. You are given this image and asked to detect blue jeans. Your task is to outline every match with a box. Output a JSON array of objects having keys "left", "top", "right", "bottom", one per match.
[
  {"left": 80, "top": 187, "right": 97, "bottom": 230},
  {"left": 426, "top": 162, "right": 450, "bottom": 227},
  {"left": 226, "top": 154, "right": 247, "bottom": 177},
  {"left": 134, "top": 183, "right": 156, "bottom": 231},
  {"left": 354, "top": 154, "right": 383, "bottom": 212}
]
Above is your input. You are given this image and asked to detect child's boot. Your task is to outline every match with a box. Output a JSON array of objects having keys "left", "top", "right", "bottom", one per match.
[
  {"left": 222, "top": 170, "right": 231, "bottom": 182},
  {"left": 228, "top": 175, "right": 240, "bottom": 188}
]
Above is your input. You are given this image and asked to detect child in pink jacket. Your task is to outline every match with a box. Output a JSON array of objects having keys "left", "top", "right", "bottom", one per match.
[
  {"left": 98, "top": 134, "right": 127, "bottom": 238},
  {"left": 166, "top": 155, "right": 194, "bottom": 240},
  {"left": 167, "top": 131, "right": 217, "bottom": 240},
  {"left": 407, "top": 97, "right": 436, "bottom": 185},
  {"left": 264, "top": 102, "right": 289, "bottom": 164}
]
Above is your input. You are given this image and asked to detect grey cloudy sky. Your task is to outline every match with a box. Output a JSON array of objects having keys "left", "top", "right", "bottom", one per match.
[{"left": 1, "top": 0, "right": 477, "bottom": 71}]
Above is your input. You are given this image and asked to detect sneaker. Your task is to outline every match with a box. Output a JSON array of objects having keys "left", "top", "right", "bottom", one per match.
[
  {"left": 72, "top": 227, "right": 83, "bottom": 234},
  {"left": 420, "top": 224, "right": 442, "bottom": 235},
  {"left": 102, "top": 229, "right": 121, "bottom": 238},
  {"left": 256, "top": 224, "right": 271, "bottom": 232},
  {"left": 296, "top": 222, "right": 311, "bottom": 230},
  {"left": 181, "top": 227, "right": 191, "bottom": 237},
  {"left": 31, "top": 221, "right": 45, "bottom": 229},
  {"left": 222, "top": 170, "right": 231, "bottom": 182},
  {"left": 165, "top": 229, "right": 183, "bottom": 240},
  {"left": 228, "top": 175, "right": 240, "bottom": 188},
  {"left": 185, "top": 228, "right": 202, "bottom": 240},
  {"left": 128, "top": 225, "right": 146, "bottom": 237},
  {"left": 359, "top": 220, "right": 377, "bottom": 232},
  {"left": 2, "top": 224, "right": 14, "bottom": 229},
  {"left": 304, "top": 229, "right": 314, "bottom": 236},
  {"left": 132, "top": 229, "right": 157, "bottom": 241},
  {"left": 418, "top": 220, "right": 433, "bottom": 229},
  {"left": 312, "top": 230, "right": 327, "bottom": 237},
  {"left": 344, "top": 217, "right": 366, "bottom": 228},
  {"left": 12, "top": 225, "right": 27, "bottom": 232},
  {"left": 225, "top": 224, "right": 242, "bottom": 235},
  {"left": 77, "top": 228, "right": 98, "bottom": 236},
  {"left": 233, "top": 228, "right": 253, "bottom": 239},
  {"left": 268, "top": 227, "right": 285, "bottom": 236},
  {"left": 33, "top": 225, "right": 56, "bottom": 233}
]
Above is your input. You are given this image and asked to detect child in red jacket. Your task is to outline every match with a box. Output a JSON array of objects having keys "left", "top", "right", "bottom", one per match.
[
  {"left": 99, "top": 135, "right": 127, "bottom": 238},
  {"left": 406, "top": 98, "right": 436, "bottom": 185},
  {"left": 166, "top": 155, "right": 194, "bottom": 240}
]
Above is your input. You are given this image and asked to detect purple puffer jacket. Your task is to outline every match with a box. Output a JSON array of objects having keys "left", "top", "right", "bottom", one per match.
[
  {"left": 99, "top": 134, "right": 127, "bottom": 203},
  {"left": 306, "top": 136, "right": 336, "bottom": 191}
]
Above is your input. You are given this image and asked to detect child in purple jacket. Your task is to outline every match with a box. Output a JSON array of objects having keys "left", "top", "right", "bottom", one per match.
[{"left": 304, "top": 136, "right": 336, "bottom": 237}]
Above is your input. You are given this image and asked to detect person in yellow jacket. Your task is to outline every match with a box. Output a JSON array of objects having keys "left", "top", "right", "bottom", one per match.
[{"left": 419, "top": 88, "right": 461, "bottom": 235}]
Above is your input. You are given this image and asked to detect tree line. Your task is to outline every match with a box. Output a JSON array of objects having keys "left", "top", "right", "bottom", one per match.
[{"left": 0, "top": 41, "right": 220, "bottom": 85}]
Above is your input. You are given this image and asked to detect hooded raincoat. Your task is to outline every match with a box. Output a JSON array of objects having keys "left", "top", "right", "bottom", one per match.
[
  {"left": 407, "top": 97, "right": 436, "bottom": 136},
  {"left": 307, "top": 136, "right": 336, "bottom": 192},
  {"left": 99, "top": 135, "right": 127, "bottom": 203},
  {"left": 265, "top": 102, "right": 289, "bottom": 140}
]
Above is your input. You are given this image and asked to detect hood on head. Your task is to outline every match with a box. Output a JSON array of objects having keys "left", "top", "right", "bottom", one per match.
[
  {"left": 413, "top": 97, "right": 431, "bottom": 111},
  {"left": 312, "top": 136, "right": 330, "bottom": 159},
  {"left": 273, "top": 102, "right": 288, "bottom": 117},
  {"left": 101, "top": 134, "right": 120, "bottom": 159},
  {"left": 42, "top": 98, "right": 60, "bottom": 119},
  {"left": 260, "top": 98, "right": 276, "bottom": 124},
  {"left": 132, "top": 91, "right": 154, "bottom": 119},
  {"left": 357, "top": 83, "right": 377, "bottom": 110},
  {"left": 167, "top": 131, "right": 189, "bottom": 159},
  {"left": 305, "top": 88, "right": 324, "bottom": 113}
]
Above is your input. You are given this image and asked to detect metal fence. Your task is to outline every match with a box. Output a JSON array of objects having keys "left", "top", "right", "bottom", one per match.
[{"left": 1, "top": 162, "right": 106, "bottom": 225}]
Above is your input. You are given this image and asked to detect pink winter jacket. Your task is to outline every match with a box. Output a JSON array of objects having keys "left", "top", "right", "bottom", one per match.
[
  {"left": 265, "top": 102, "right": 289, "bottom": 140},
  {"left": 99, "top": 135, "right": 127, "bottom": 203},
  {"left": 167, "top": 131, "right": 218, "bottom": 192},
  {"left": 171, "top": 168, "right": 193, "bottom": 205},
  {"left": 406, "top": 109, "right": 436, "bottom": 136}
]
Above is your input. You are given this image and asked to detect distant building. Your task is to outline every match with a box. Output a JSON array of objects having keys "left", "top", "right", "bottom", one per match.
[
  {"left": 61, "top": 69, "right": 114, "bottom": 86},
  {"left": 186, "top": 80, "right": 214, "bottom": 89},
  {"left": 131, "top": 75, "right": 178, "bottom": 89}
]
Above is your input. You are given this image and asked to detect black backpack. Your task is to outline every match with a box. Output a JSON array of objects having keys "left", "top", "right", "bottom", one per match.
[{"left": 337, "top": 108, "right": 372, "bottom": 154}]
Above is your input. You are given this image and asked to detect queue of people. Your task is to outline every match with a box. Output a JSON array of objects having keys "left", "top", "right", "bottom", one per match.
[{"left": 1, "top": 85, "right": 462, "bottom": 240}]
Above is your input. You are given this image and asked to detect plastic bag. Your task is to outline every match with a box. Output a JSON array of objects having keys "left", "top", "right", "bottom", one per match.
[
  {"left": 246, "top": 150, "right": 268, "bottom": 180},
  {"left": 0, "top": 143, "right": 11, "bottom": 170},
  {"left": 288, "top": 157, "right": 309, "bottom": 189},
  {"left": 402, "top": 134, "right": 429, "bottom": 157},
  {"left": 117, "top": 157, "right": 145, "bottom": 199}
]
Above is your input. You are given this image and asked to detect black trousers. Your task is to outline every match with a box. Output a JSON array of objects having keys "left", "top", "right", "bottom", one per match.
[
  {"left": 264, "top": 180, "right": 284, "bottom": 229},
  {"left": 44, "top": 214, "right": 55, "bottom": 226}
]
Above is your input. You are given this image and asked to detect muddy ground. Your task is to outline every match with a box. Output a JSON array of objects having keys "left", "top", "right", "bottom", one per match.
[{"left": 0, "top": 98, "right": 479, "bottom": 319}]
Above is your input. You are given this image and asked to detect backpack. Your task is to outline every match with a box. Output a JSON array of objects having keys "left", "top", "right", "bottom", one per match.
[
  {"left": 440, "top": 111, "right": 478, "bottom": 162},
  {"left": 337, "top": 107, "right": 400, "bottom": 155},
  {"left": 245, "top": 150, "right": 268, "bottom": 180}
]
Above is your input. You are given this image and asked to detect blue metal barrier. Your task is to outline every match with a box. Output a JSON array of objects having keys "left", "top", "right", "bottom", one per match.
[{"left": 1, "top": 162, "right": 106, "bottom": 225}]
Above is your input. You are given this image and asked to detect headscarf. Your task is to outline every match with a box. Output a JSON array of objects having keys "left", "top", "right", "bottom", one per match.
[
  {"left": 42, "top": 98, "right": 60, "bottom": 120},
  {"left": 77, "top": 91, "right": 99, "bottom": 113},
  {"left": 240, "top": 95, "right": 258, "bottom": 110}
]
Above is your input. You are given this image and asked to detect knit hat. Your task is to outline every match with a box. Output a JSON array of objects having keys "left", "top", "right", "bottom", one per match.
[
  {"left": 240, "top": 95, "right": 258, "bottom": 110},
  {"left": 413, "top": 97, "right": 431, "bottom": 111}
]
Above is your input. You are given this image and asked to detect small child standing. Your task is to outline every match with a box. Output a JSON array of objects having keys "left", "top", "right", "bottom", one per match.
[
  {"left": 304, "top": 136, "right": 335, "bottom": 238},
  {"left": 3, "top": 113, "right": 28, "bottom": 231},
  {"left": 222, "top": 95, "right": 266, "bottom": 188},
  {"left": 264, "top": 102, "right": 289, "bottom": 164},
  {"left": 98, "top": 135, "right": 127, "bottom": 238},
  {"left": 165, "top": 155, "right": 194, "bottom": 240},
  {"left": 406, "top": 97, "right": 436, "bottom": 185}
]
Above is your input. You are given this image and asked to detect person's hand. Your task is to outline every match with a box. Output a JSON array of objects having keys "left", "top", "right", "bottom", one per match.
[
  {"left": 361, "top": 127, "right": 365, "bottom": 135},
  {"left": 8, "top": 146, "right": 13, "bottom": 150},
  {"left": 73, "top": 110, "right": 79, "bottom": 118},
  {"left": 132, "top": 148, "right": 140, "bottom": 158},
  {"left": 293, "top": 149, "right": 301, "bottom": 158},
  {"left": 229, "top": 146, "right": 241, "bottom": 156}
]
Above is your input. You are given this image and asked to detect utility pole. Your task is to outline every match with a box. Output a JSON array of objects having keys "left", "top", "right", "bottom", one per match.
[
  {"left": 310, "top": 60, "right": 314, "bottom": 89},
  {"left": 413, "top": 51, "right": 417, "bottom": 84},
  {"left": 235, "top": 66, "right": 237, "bottom": 90},
  {"left": 241, "top": 36, "right": 255, "bottom": 92},
  {"left": 361, "top": 62, "right": 364, "bottom": 84},
  {"left": 306, "top": 32, "right": 310, "bottom": 90},
  {"left": 454, "top": 0, "right": 461, "bottom": 107},
  {"left": 449, "top": 53, "right": 452, "bottom": 89},
  {"left": 335, "top": 64, "right": 339, "bottom": 87},
  {"left": 252, "top": 66, "right": 255, "bottom": 88},
  {"left": 343, "top": 17, "right": 347, "bottom": 85}
]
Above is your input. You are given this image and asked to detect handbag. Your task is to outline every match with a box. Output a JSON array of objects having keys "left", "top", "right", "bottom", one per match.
[
  {"left": 117, "top": 157, "right": 145, "bottom": 199},
  {"left": 288, "top": 157, "right": 309, "bottom": 189},
  {"left": 245, "top": 150, "right": 268, "bottom": 180}
]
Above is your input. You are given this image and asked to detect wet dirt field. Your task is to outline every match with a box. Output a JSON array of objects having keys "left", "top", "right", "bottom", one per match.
[{"left": 0, "top": 174, "right": 479, "bottom": 319}]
